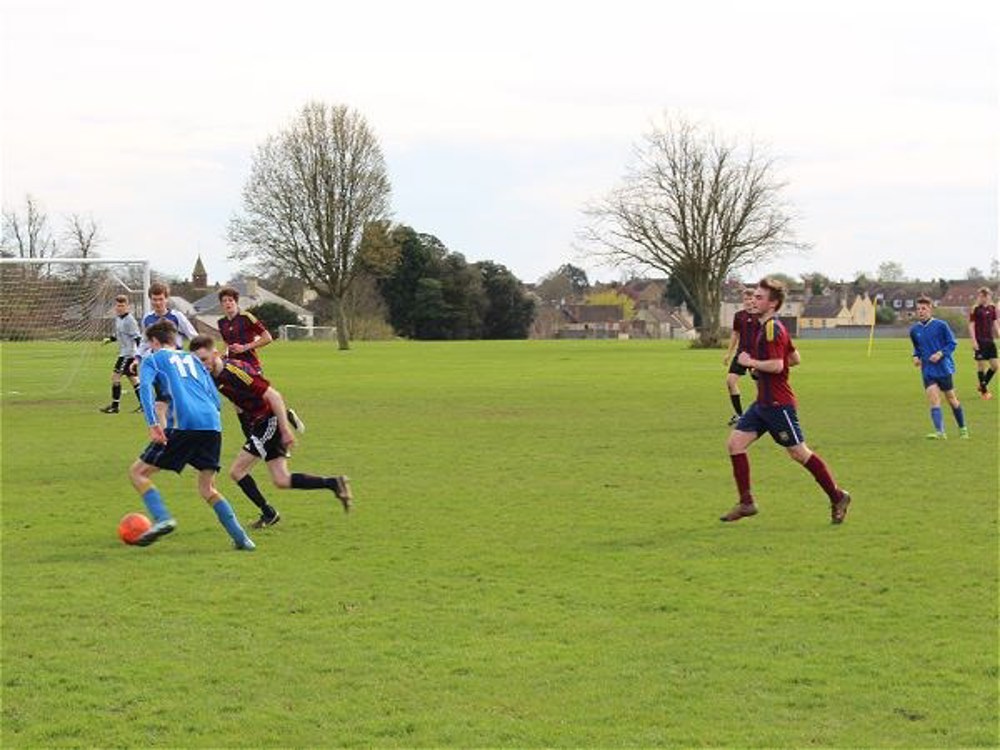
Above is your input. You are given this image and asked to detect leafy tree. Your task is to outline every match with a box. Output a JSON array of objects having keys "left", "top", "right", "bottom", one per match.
[
  {"left": 411, "top": 278, "right": 450, "bottom": 339},
  {"left": 875, "top": 304, "right": 897, "bottom": 324},
  {"left": 378, "top": 227, "right": 449, "bottom": 337},
  {"left": 247, "top": 301, "right": 302, "bottom": 333},
  {"left": 580, "top": 115, "right": 803, "bottom": 347},
  {"left": 479, "top": 261, "right": 535, "bottom": 339},
  {"left": 536, "top": 263, "right": 589, "bottom": 303},
  {"left": 228, "top": 102, "right": 393, "bottom": 350},
  {"left": 990, "top": 258, "right": 1000, "bottom": 282},
  {"left": 586, "top": 289, "right": 635, "bottom": 320}
]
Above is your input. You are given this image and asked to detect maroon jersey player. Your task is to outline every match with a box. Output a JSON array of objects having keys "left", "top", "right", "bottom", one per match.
[
  {"left": 189, "top": 334, "right": 352, "bottom": 530},
  {"left": 217, "top": 286, "right": 272, "bottom": 375},
  {"left": 968, "top": 286, "right": 1000, "bottom": 399},
  {"left": 721, "top": 278, "right": 851, "bottom": 525},
  {"left": 723, "top": 288, "right": 760, "bottom": 424}
]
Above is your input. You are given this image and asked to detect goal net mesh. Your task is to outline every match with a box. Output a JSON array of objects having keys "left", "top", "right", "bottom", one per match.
[
  {"left": 1, "top": 259, "right": 148, "bottom": 396},
  {"left": 279, "top": 324, "right": 338, "bottom": 341}
]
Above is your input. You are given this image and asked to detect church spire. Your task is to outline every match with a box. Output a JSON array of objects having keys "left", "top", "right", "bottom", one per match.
[{"left": 191, "top": 254, "right": 207, "bottom": 289}]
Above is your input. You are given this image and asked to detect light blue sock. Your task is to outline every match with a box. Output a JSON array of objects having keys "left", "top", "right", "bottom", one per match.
[
  {"left": 930, "top": 407, "right": 944, "bottom": 432},
  {"left": 212, "top": 498, "right": 248, "bottom": 544},
  {"left": 952, "top": 405, "right": 966, "bottom": 428},
  {"left": 142, "top": 487, "right": 171, "bottom": 523}
]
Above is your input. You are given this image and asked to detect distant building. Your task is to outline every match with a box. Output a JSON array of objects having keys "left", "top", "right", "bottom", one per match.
[{"left": 189, "top": 278, "right": 315, "bottom": 330}]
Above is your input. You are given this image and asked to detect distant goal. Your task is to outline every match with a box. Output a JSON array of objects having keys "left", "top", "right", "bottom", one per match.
[
  {"left": 0, "top": 257, "right": 150, "bottom": 395},
  {"left": 279, "top": 324, "right": 338, "bottom": 341}
]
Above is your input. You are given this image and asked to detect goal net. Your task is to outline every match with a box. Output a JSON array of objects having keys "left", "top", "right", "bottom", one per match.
[
  {"left": 279, "top": 324, "right": 338, "bottom": 341},
  {"left": 0, "top": 257, "right": 150, "bottom": 397}
]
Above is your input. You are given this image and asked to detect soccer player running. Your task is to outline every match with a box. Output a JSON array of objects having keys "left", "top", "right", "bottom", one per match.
[
  {"left": 722, "top": 288, "right": 759, "bottom": 425},
  {"left": 217, "top": 286, "right": 273, "bottom": 374},
  {"left": 99, "top": 295, "right": 142, "bottom": 414},
  {"left": 216, "top": 286, "right": 304, "bottom": 434},
  {"left": 968, "top": 286, "right": 1000, "bottom": 399},
  {"left": 911, "top": 296, "right": 968, "bottom": 439},
  {"left": 189, "top": 334, "right": 352, "bottom": 529},
  {"left": 721, "top": 278, "right": 851, "bottom": 525},
  {"left": 127, "top": 320, "right": 255, "bottom": 550}
]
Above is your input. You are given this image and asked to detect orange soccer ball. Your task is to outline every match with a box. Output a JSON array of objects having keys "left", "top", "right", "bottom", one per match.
[{"left": 118, "top": 512, "right": 152, "bottom": 545}]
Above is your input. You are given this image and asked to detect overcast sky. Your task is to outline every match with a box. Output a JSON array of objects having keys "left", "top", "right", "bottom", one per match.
[{"left": 2, "top": 0, "right": 997, "bottom": 288}]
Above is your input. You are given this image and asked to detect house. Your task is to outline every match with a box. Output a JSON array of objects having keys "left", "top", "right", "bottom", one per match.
[
  {"left": 557, "top": 304, "right": 625, "bottom": 339},
  {"left": 799, "top": 294, "right": 850, "bottom": 330},
  {"left": 937, "top": 281, "right": 990, "bottom": 316},
  {"left": 190, "top": 278, "right": 314, "bottom": 331}
]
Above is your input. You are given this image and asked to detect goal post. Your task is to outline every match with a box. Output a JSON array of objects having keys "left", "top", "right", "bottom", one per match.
[
  {"left": 278, "top": 324, "right": 338, "bottom": 341},
  {"left": 0, "top": 257, "right": 151, "bottom": 396}
]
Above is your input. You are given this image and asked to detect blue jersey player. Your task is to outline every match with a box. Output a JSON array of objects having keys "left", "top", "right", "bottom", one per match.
[
  {"left": 126, "top": 319, "right": 255, "bottom": 550},
  {"left": 910, "top": 297, "right": 968, "bottom": 440}
]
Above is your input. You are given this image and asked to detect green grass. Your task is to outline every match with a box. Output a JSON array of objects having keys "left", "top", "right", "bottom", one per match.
[{"left": 2, "top": 338, "right": 997, "bottom": 747}]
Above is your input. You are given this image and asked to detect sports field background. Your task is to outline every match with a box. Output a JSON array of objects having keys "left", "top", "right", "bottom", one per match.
[{"left": 1, "top": 338, "right": 997, "bottom": 747}]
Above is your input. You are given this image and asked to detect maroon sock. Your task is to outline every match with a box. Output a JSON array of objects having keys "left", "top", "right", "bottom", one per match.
[
  {"left": 730, "top": 453, "right": 753, "bottom": 503},
  {"left": 804, "top": 453, "right": 839, "bottom": 502}
]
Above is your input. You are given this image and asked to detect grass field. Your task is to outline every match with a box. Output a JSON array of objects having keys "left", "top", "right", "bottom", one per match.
[{"left": 1, "top": 338, "right": 997, "bottom": 747}]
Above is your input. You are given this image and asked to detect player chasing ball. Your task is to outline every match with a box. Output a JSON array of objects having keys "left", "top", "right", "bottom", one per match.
[
  {"left": 910, "top": 296, "right": 968, "bottom": 440},
  {"left": 721, "top": 278, "right": 851, "bottom": 525},
  {"left": 189, "top": 334, "right": 353, "bottom": 529},
  {"left": 127, "top": 319, "right": 256, "bottom": 550}
]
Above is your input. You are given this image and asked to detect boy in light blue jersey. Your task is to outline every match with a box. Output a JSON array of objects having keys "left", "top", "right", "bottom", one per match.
[
  {"left": 127, "top": 319, "right": 255, "bottom": 550},
  {"left": 909, "top": 296, "right": 968, "bottom": 440}
]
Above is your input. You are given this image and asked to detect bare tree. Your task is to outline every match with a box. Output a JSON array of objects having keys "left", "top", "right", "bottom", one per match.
[
  {"left": 2, "top": 195, "right": 57, "bottom": 258},
  {"left": 579, "top": 116, "right": 804, "bottom": 347},
  {"left": 876, "top": 260, "right": 906, "bottom": 282},
  {"left": 63, "top": 213, "right": 103, "bottom": 258},
  {"left": 228, "top": 102, "right": 393, "bottom": 350}
]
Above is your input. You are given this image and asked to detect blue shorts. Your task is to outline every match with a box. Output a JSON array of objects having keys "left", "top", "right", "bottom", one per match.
[
  {"left": 139, "top": 429, "right": 221, "bottom": 473},
  {"left": 922, "top": 373, "right": 955, "bottom": 391},
  {"left": 735, "top": 402, "right": 804, "bottom": 447}
]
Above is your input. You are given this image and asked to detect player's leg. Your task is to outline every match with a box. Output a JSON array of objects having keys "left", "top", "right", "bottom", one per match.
[
  {"left": 197, "top": 469, "right": 255, "bottom": 550},
  {"left": 942, "top": 386, "right": 968, "bottom": 438},
  {"left": 786, "top": 442, "right": 851, "bottom": 523},
  {"left": 101, "top": 360, "right": 124, "bottom": 413},
  {"left": 128, "top": 458, "right": 177, "bottom": 544},
  {"left": 229, "top": 448, "right": 280, "bottom": 528},
  {"left": 265, "top": 458, "right": 353, "bottom": 513},
  {"left": 924, "top": 383, "right": 946, "bottom": 438},
  {"left": 721, "top": 422, "right": 761, "bottom": 521},
  {"left": 984, "top": 356, "right": 999, "bottom": 397},
  {"left": 725, "top": 370, "right": 743, "bottom": 424}
]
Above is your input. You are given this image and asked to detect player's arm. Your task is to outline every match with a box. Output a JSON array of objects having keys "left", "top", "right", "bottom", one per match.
[
  {"left": 723, "top": 330, "right": 738, "bottom": 364},
  {"left": 138, "top": 359, "right": 166, "bottom": 443},
  {"left": 262, "top": 387, "right": 295, "bottom": 447},
  {"left": 174, "top": 310, "right": 199, "bottom": 341},
  {"left": 788, "top": 348, "right": 801, "bottom": 367},
  {"left": 993, "top": 314, "right": 1000, "bottom": 341},
  {"left": 968, "top": 314, "right": 979, "bottom": 349}
]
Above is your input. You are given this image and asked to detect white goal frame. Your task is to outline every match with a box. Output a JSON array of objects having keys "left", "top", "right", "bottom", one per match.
[
  {"left": 0, "top": 256, "right": 151, "bottom": 316},
  {"left": 279, "top": 324, "right": 338, "bottom": 341}
]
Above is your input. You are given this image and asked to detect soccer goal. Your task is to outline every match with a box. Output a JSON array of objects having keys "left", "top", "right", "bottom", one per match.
[
  {"left": 0, "top": 257, "right": 150, "bottom": 396},
  {"left": 279, "top": 324, "right": 338, "bottom": 341}
]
